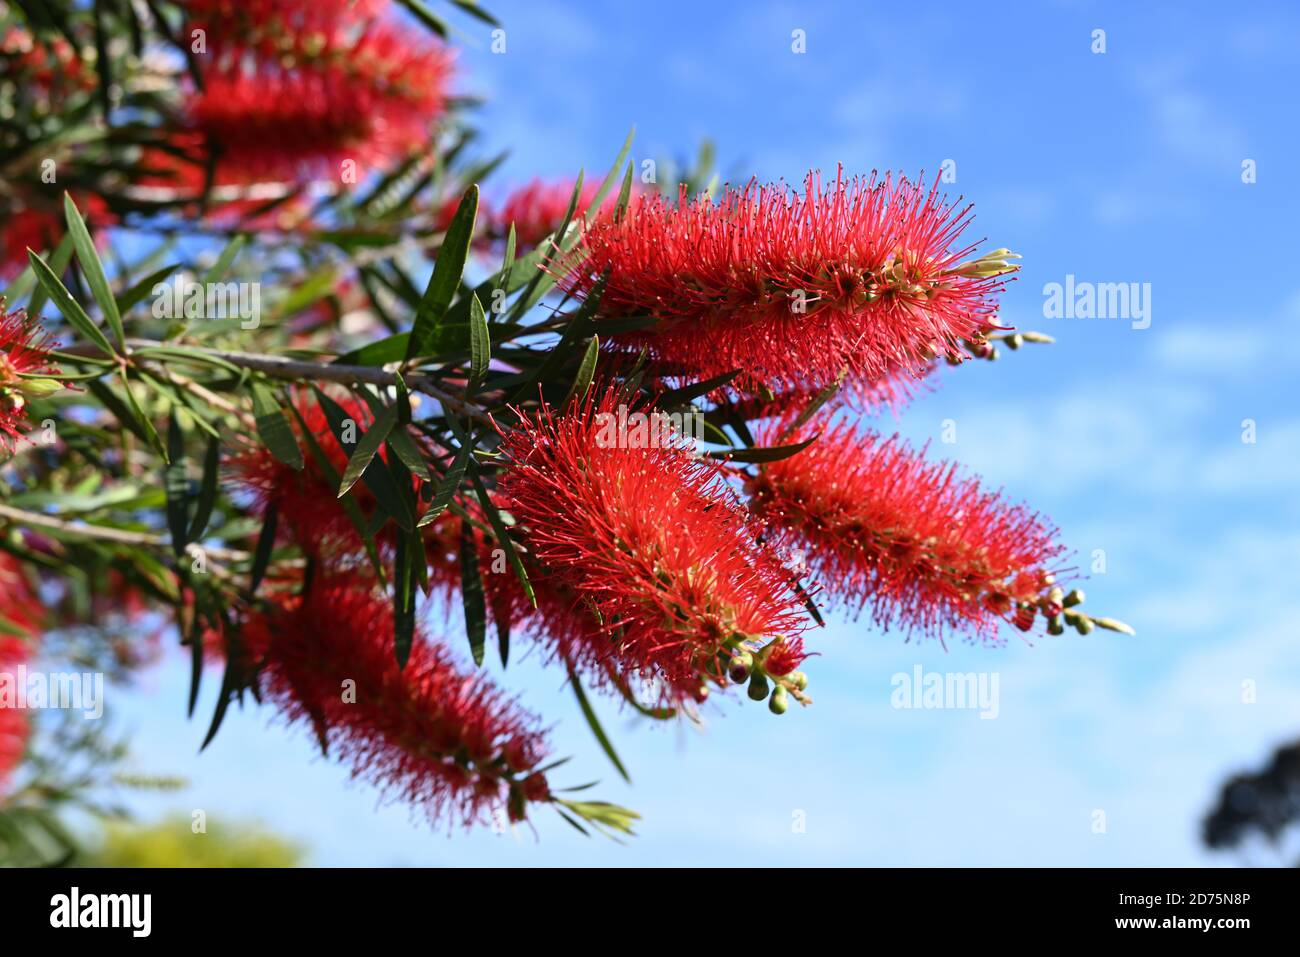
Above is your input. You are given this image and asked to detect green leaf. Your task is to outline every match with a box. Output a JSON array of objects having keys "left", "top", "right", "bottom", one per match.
[
  {"left": 460, "top": 519, "right": 487, "bottom": 666},
  {"left": 468, "top": 466, "right": 534, "bottom": 607},
  {"left": 396, "top": 0, "right": 449, "bottom": 37},
  {"left": 25, "top": 233, "right": 73, "bottom": 318},
  {"left": 27, "top": 249, "right": 115, "bottom": 356},
  {"left": 418, "top": 409, "right": 474, "bottom": 527},
  {"left": 568, "top": 667, "right": 631, "bottom": 783},
  {"left": 334, "top": 332, "right": 409, "bottom": 366},
  {"left": 251, "top": 384, "right": 304, "bottom": 470},
  {"left": 289, "top": 402, "right": 386, "bottom": 584},
  {"left": 201, "top": 235, "right": 246, "bottom": 285},
  {"left": 187, "top": 434, "right": 221, "bottom": 542},
  {"left": 614, "top": 160, "right": 634, "bottom": 222},
  {"left": 586, "top": 126, "right": 636, "bottom": 217},
  {"left": 406, "top": 184, "right": 478, "bottom": 361},
  {"left": 314, "top": 389, "right": 413, "bottom": 532},
  {"left": 780, "top": 375, "right": 843, "bottom": 440},
  {"left": 562, "top": 335, "right": 599, "bottom": 408},
  {"left": 450, "top": 0, "right": 499, "bottom": 26},
  {"left": 118, "top": 370, "right": 167, "bottom": 458},
  {"left": 386, "top": 426, "right": 432, "bottom": 482},
  {"left": 393, "top": 532, "right": 416, "bottom": 669},
  {"left": 707, "top": 434, "right": 819, "bottom": 463},
  {"left": 248, "top": 501, "right": 278, "bottom": 595},
  {"left": 467, "top": 293, "right": 490, "bottom": 394},
  {"left": 116, "top": 263, "right": 181, "bottom": 315},
  {"left": 164, "top": 414, "right": 190, "bottom": 555},
  {"left": 657, "top": 369, "right": 740, "bottom": 408},
  {"left": 64, "top": 193, "right": 124, "bottom": 350},
  {"left": 337, "top": 403, "right": 398, "bottom": 498}
]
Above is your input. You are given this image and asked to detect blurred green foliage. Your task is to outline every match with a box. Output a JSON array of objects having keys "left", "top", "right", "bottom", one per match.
[{"left": 81, "top": 815, "right": 305, "bottom": 868}]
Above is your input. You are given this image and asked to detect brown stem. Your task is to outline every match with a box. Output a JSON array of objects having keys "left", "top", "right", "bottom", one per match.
[{"left": 0, "top": 502, "right": 249, "bottom": 564}]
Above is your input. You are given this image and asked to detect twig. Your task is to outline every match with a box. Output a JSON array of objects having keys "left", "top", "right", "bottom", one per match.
[
  {"left": 64, "top": 338, "right": 496, "bottom": 428},
  {"left": 0, "top": 502, "right": 249, "bottom": 564}
]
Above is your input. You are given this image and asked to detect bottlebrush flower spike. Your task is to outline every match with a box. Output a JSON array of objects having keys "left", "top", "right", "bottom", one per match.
[
  {"left": 560, "top": 168, "right": 1016, "bottom": 401},
  {"left": 0, "top": 301, "right": 63, "bottom": 454},
  {"left": 237, "top": 574, "right": 553, "bottom": 827},
  {"left": 184, "top": 2, "right": 454, "bottom": 178},
  {"left": 227, "top": 391, "right": 397, "bottom": 562},
  {"left": 1, "top": 195, "right": 111, "bottom": 278},
  {"left": 746, "top": 419, "right": 1074, "bottom": 645},
  {"left": 0, "top": 553, "right": 42, "bottom": 794},
  {"left": 493, "top": 178, "right": 621, "bottom": 249},
  {"left": 497, "top": 388, "right": 811, "bottom": 708},
  {"left": 0, "top": 26, "right": 96, "bottom": 105}
]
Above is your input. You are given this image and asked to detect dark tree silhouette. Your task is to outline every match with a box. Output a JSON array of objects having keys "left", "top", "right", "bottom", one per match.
[{"left": 1203, "top": 739, "right": 1300, "bottom": 866}]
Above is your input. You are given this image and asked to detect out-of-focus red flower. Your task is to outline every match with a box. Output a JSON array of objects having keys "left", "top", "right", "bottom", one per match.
[
  {"left": 0, "top": 26, "right": 96, "bottom": 103},
  {"left": 561, "top": 168, "right": 1014, "bottom": 402},
  {"left": 0, "top": 554, "right": 42, "bottom": 794},
  {"left": 746, "top": 420, "right": 1066, "bottom": 644},
  {"left": 183, "top": 1, "right": 454, "bottom": 179},
  {"left": 492, "top": 178, "right": 621, "bottom": 249},
  {"left": 226, "top": 391, "right": 376, "bottom": 560},
  {"left": 134, "top": 133, "right": 313, "bottom": 231},
  {"left": 235, "top": 573, "right": 552, "bottom": 827},
  {"left": 0, "top": 195, "right": 112, "bottom": 279},
  {"left": 497, "top": 388, "right": 809, "bottom": 706},
  {"left": 761, "top": 636, "right": 809, "bottom": 677},
  {"left": 0, "top": 302, "right": 62, "bottom": 454}
]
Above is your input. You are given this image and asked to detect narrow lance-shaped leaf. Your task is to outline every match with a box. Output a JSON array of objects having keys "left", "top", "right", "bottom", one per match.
[
  {"left": 568, "top": 667, "right": 631, "bottom": 783},
  {"left": 393, "top": 533, "right": 416, "bottom": 670},
  {"left": 27, "top": 249, "right": 115, "bottom": 356},
  {"left": 562, "top": 335, "right": 599, "bottom": 408},
  {"left": 707, "top": 434, "right": 819, "bottom": 464},
  {"left": 251, "top": 383, "right": 304, "bottom": 470},
  {"left": 63, "top": 192, "right": 124, "bottom": 349},
  {"left": 467, "top": 292, "right": 490, "bottom": 394},
  {"left": 407, "top": 184, "right": 478, "bottom": 361},
  {"left": 25, "top": 233, "right": 74, "bottom": 319},
  {"left": 164, "top": 414, "right": 190, "bottom": 555},
  {"left": 338, "top": 403, "right": 398, "bottom": 498},
  {"left": 313, "top": 388, "right": 414, "bottom": 532},
  {"left": 468, "top": 466, "right": 534, "bottom": 607},
  {"left": 460, "top": 519, "right": 487, "bottom": 666},
  {"left": 248, "top": 501, "right": 279, "bottom": 595},
  {"left": 187, "top": 433, "right": 221, "bottom": 542}
]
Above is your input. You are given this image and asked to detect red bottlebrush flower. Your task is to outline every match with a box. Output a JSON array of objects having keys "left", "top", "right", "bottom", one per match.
[
  {"left": 238, "top": 574, "right": 552, "bottom": 827},
  {"left": 0, "top": 554, "right": 42, "bottom": 794},
  {"left": 0, "top": 26, "right": 96, "bottom": 103},
  {"left": 496, "top": 388, "right": 809, "bottom": 706},
  {"left": 493, "top": 178, "right": 619, "bottom": 249},
  {"left": 0, "top": 302, "right": 62, "bottom": 453},
  {"left": 135, "top": 133, "right": 314, "bottom": 231},
  {"left": 746, "top": 420, "right": 1066, "bottom": 645},
  {"left": 1, "top": 195, "right": 113, "bottom": 278},
  {"left": 184, "top": 3, "right": 455, "bottom": 179},
  {"left": 226, "top": 391, "right": 376, "bottom": 559},
  {"left": 560, "top": 168, "right": 1014, "bottom": 401},
  {"left": 761, "top": 636, "right": 810, "bottom": 677}
]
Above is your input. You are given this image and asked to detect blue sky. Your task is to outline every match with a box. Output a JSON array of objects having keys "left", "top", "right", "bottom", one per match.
[{"left": 106, "top": 0, "right": 1300, "bottom": 865}]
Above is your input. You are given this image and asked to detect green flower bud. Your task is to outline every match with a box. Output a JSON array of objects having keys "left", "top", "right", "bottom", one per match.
[
  {"left": 747, "top": 672, "right": 770, "bottom": 701},
  {"left": 15, "top": 376, "right": 64, "bottom": 398},
  {"left": 789, "top": 671, "right": 809, "bottom": 691},
  {"left": 1047, "top": 615, "right": 1065, "bottom": 636},
  {"left": 1073, "top": 615, "right": 1095, "bottom": 636},
  {"left": 1063, "top": 588, "right": 1085, "bottom": 608},
  {"left": 1092, "top": 617, "right": 1136, "bottom": 636},
  {"left": 768, "top": 686, "right": 789, "bottom": 715}
]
